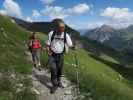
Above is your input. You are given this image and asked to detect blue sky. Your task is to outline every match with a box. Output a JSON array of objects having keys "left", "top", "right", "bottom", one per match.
[{"left": 0, "top": 0, "right": 133, "bottom": 30}]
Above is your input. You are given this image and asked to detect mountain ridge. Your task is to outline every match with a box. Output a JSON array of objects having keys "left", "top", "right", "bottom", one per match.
[
  {"left": 85, "top": 24, "right": 133, "bottom": 50},
  {"left": 11, "top": 17, "right": 81, "bottom": 41}
]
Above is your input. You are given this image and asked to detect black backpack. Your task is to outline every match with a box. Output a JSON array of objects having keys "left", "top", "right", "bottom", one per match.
[{"left": 50, "top": 31, "right": 67, "bottom": 53}]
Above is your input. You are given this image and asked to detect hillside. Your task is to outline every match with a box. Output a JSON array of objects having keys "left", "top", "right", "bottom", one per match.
[
  {"left": 12, "top": 17, "right": 81, "bottom": 40},
  {"left": 80, "top": 36, "right": 133, "bottom": 67},
  {"left": 0, "top": 14, "right": 36, "bottom": 100},
  {"left": 64, "top": 49, "right": 133, "bottom": 100}
]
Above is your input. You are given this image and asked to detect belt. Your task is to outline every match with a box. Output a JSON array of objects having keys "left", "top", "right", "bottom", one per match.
[{"left": 52, "top": 52, "right": 63, "bottom": 56}]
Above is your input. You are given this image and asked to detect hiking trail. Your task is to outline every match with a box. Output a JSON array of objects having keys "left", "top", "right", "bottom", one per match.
[{"left": 25, "top": 51, "right": 77, "bottom": 100}]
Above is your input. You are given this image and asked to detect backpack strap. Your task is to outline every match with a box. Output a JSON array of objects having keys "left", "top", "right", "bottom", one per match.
[
  {"left": 51, "top": 31, "right": 56, "bottom": 43},
  {"left": 63, "top": 32, "right": 66, "bottom": 53}
]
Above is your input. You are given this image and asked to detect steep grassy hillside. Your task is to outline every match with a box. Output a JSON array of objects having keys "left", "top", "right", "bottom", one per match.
[
  {"left": 64, "top": 49, "right": 133, "bottom": 100},
  {"left": 0, "top": 15, "right": 36, "bottom": 100},
  {"left": 0, "top": 15, "right": 32, "bottom": 73}
]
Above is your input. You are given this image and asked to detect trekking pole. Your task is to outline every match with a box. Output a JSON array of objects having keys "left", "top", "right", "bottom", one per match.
[{"left": 73, "top": 51, "right": 80, "bottom": 99}]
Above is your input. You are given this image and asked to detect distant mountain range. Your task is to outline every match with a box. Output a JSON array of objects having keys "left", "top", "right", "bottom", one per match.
[
  {"left": 11, "top": 17, "right": 81, "bottom": 40},
  {"left": 85, "top": 25, "right": 133, "bottom": 51}
]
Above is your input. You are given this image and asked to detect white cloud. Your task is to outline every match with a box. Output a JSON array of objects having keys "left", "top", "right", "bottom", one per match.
[
  {"left": 24, "top": 10, "right": 41, "bottom": 22},
  {"left": 26, "top": 17, "right": 33, "bottom": 22},
  {"left": 41, "top": 3, "right": 90, "bottom": 19},
  {"left": 1, "top": 0, "right": 22, "bottom": 17},
  {"left": 101, "top": 7, "right": 133, "bottom": 27},
  {"left": 70, "top": 3, "right": 90, "bottom": 14},
  {"left": 0, "top": 10, "right": 7, "bottom": 15},
  {"left": 65, "top": 20, "right": 77, "bottom": 28},
  {"left": 65, "top": 19, "right": 104, "bottom": 30},
  {"left": 40, "top": 0, "right": 55, "bottom": 5},
  {"left": 41, "top": 6, "right": 69, "bottom": 19},
  {"left": 32, "top": 10, "right": 41, "bottom": 18}
]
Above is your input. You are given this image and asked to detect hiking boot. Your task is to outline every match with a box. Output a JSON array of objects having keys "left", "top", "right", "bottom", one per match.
[
  {"left": 50, "top": 86, "right": 57, "bottom": 94},
  {"left": 34, "top": 64, "right": 37, "bottom": 68},
  {"left": 36, "top": 63, "right": 41, "bottom": 71},
  {"left": 58, "top": 82, "right": 64, "bottom": 88}
]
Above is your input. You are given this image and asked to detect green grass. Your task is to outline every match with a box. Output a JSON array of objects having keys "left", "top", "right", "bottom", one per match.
[
  {"left": 99, "top": 53, "right": 119, "bottom": 64},
  {"left": 0, "top": 15, "right": 32, "bottom": 74},
  {"left": 63, "top": 49, "right": 133, "bottom": 100},
  {"left": 0, "top": 14, "right": 36, "bottom": 100},
  {"left": 124, "top": 32, "right": 133, "bottom": 40}
]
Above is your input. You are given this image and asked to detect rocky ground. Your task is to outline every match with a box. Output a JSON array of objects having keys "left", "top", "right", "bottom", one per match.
[{"left": 26, "top": 51, "right": 77, "bottom": 100}]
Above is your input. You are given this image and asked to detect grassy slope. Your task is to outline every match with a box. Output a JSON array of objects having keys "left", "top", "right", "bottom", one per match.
[
  {"left": 0, "top": 15, "right": 36, "bottom": 100},
  {"left": 124, "top": 32, "right": 133, "bottom": 40},
  {"left": 64, "top": 49, "right": 133, "bottom": 100},
  {"left": 0, "top": 15, "right": 32, "bottom": 73}
]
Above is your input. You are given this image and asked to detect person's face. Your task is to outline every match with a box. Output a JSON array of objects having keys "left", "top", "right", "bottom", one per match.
[
  {"left": 58, "top": 26, "right": 65, "bottom": 33},
  {"left": 33, "top": 34, "right": 37, "bottom": 39}
]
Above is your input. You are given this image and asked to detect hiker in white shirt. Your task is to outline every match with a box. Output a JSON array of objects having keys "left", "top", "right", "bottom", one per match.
[
  {"left": 46, "top": 31, "right": 73, "bottom": 54},
  {"left": 46, "top": 19, "right": 74, "bottom": 94}
]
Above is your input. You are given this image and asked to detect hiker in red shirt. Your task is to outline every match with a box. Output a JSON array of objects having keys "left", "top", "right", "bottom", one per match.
[
  {"left": 29, "top": 33, "right": 41, "bottom": 69},
  {"left": 28, "top": 32, "right": 35, "bottom": 53}
]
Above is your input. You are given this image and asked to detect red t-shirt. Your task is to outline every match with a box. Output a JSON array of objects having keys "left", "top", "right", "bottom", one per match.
[{"left": 32, "top": 39, "right": 41, "bottom": 49}]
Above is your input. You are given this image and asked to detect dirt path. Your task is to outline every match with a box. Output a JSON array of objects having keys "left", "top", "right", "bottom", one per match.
[{"left": 25, "top": 51, "right": 77, "bottom": 100}]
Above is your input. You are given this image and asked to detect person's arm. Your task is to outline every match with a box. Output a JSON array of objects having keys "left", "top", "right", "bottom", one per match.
[
  {"left": 66, "top": 34, "right": 75, "bottom": 49},
  {"left": 28, "top": 39, "right": 33, "bottom": 47}
]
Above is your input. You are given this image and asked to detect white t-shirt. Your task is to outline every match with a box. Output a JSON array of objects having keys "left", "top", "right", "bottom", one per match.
[{"left": 46, "top": 31, "right": 73, "bottom": 54}]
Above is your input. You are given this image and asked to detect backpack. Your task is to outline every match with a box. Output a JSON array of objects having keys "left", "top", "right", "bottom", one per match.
[
  {"left": 50, "top": 31, "right": 67, "bottom": 53},
  {"left": 32, "top": 39, "right": 41, "bottom": 49}
]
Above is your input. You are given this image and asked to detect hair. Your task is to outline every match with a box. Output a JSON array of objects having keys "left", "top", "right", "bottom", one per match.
[
  {"left": 32, "top": 32, "right": 35, "bottom": 35},
  {"left": 52, "top": 19, "right": 65, "bottom": 30},
  {"left": 29, "top": 32, "right": 36, "bottom": 39}
]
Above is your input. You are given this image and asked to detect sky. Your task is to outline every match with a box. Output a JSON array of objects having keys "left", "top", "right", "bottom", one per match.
[{"left": 0, "top": 0, "right": 133, "bottom": 30}]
